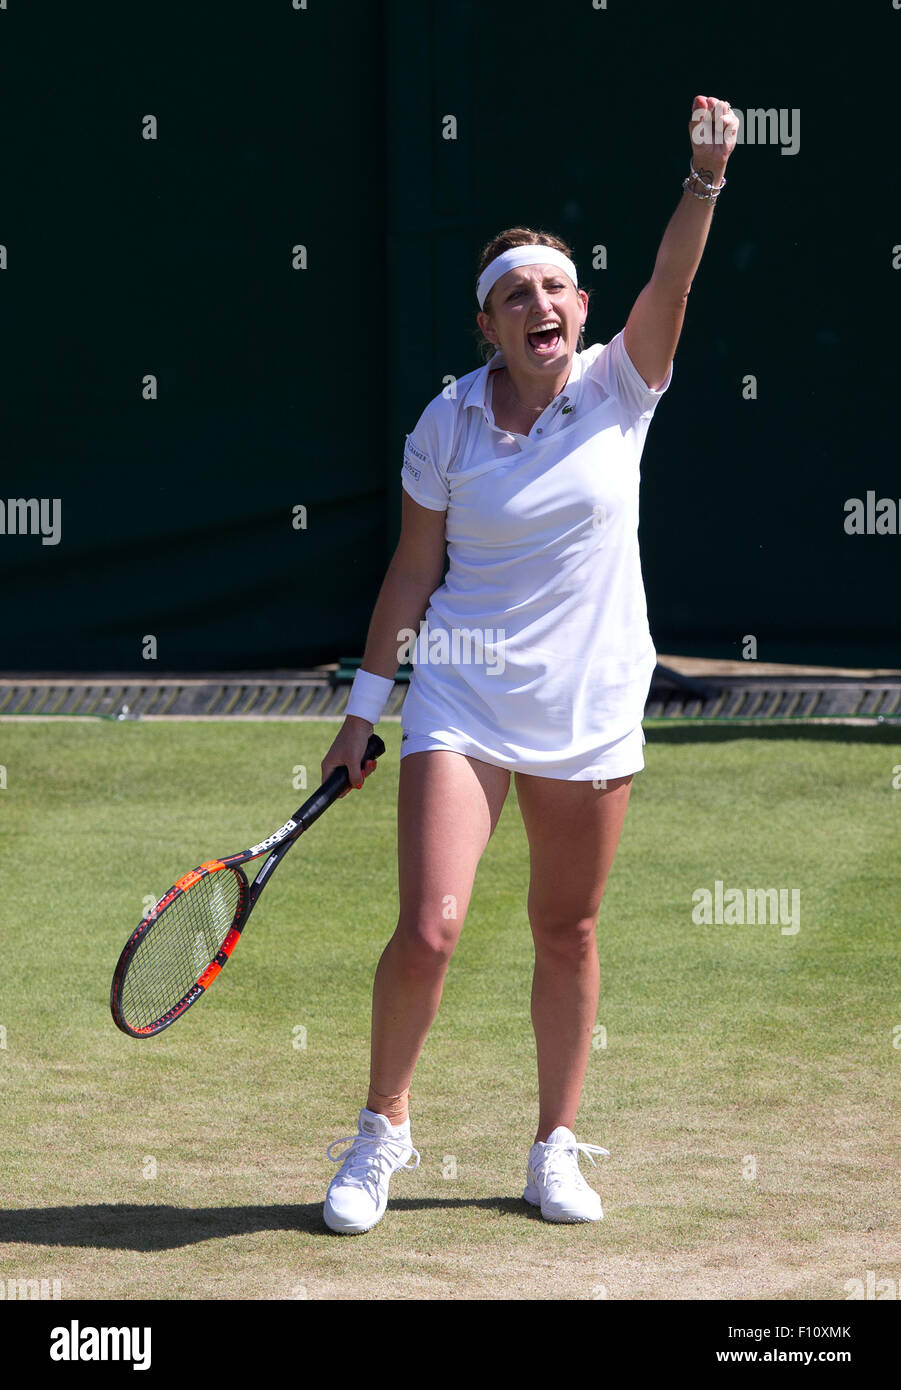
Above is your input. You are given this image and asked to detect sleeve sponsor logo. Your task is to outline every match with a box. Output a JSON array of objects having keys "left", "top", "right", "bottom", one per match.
[{"left": 404, "top": 437, "right": 428, "bottom": 480}]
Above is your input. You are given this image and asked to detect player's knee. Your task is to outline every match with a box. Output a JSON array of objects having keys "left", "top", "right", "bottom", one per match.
[
  {"left": 530, "top": 912, "right": 598, "bottom": 961},
  {"left": 393, "top": 916, "right": 461, "bottom": 973}
]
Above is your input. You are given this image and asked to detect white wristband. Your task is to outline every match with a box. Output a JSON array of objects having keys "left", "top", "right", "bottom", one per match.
[{"left": 345, "top": 668, "right": 395, "bottom": 725}]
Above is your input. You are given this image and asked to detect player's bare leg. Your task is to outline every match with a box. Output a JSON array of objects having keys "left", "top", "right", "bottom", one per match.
[
  {"left": 366, "top": 750, "right": 510, "bottom": 1125},
  {"left": 322, "top": 749, "right": 510, "bottom": 1233},
  {"left": 514, "top": 771, "right": 633, "bottom": 1143}
]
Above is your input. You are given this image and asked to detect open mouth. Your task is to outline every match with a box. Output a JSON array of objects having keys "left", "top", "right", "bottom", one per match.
[{"left": 527, "top": 322, "right": 563, "bottom": 356}]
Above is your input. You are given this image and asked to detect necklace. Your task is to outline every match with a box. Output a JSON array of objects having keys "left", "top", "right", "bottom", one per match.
[{"left": 501, "top": 369, "right": 552, "bottom": 414}]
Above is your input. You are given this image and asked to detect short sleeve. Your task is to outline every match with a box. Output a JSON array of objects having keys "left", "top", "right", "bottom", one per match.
[
  {"left": 401, "top": 401, "right": 450, "bottom": 512},
  {"left": 585, "top": 329, "right": 673, "bottom": 422}
]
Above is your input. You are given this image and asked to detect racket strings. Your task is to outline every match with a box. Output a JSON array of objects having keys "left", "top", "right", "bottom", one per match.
[{"left": 120, "top": 869, "right": 246, "bottom": 1029}]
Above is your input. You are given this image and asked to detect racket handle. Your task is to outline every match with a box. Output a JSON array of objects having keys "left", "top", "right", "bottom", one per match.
[{"left": 297, "top": 733, "right": 386, "bottom": 832}]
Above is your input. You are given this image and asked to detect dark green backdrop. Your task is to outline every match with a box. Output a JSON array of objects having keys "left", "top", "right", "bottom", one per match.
[{"left": 0, "top": 0, "right": 897, "bottom": 672}]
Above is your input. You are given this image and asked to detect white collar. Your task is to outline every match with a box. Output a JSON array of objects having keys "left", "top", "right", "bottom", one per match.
[{"left": 461, "top": 346, "right": 587, "bottom": 418}]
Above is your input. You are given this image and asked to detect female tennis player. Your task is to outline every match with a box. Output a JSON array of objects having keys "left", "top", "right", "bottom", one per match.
[{"left": 319, "top": 96, "right": 738, "bottom": 1233}]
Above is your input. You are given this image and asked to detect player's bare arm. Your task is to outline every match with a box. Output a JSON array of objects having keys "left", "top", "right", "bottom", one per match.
[
  {"left": 624, "top": 95, "right": 739, "bottom": 391},
  {"left": 323, "top": 491, "right": 447, "bottom": 792}
]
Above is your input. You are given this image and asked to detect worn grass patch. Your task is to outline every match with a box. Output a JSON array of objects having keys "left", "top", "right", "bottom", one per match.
[{"left": 0, "top": 719, "right": 898, "bottom": 1300}]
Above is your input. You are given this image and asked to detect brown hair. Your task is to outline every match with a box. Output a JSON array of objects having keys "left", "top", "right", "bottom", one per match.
[{"left": 474, "top": 227, "right": 590, "bottom": 361}]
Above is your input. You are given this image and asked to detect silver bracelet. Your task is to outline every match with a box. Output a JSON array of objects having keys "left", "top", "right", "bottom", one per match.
[{"left": 683, "top": 161, "right": 727, "bottom": 202}]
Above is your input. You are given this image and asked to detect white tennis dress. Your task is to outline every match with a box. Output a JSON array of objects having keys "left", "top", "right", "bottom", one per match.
[{"left": 399, "top": 330, "right": 672, "bottom": 781}]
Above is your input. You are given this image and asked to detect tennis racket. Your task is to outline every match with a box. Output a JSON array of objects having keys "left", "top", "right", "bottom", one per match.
[{"left": 110, "top": 733, "right": 385, "bottom": 1038}]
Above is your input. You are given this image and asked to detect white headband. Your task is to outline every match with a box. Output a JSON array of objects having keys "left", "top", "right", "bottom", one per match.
[{"left": 476, "top": 245, "right": 578, "bottom": 310}]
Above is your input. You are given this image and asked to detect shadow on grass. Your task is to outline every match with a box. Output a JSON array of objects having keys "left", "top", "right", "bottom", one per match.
[
  {"left": 0, "top": 1197, "right": 539, "bottom": 1250},
  {"left": 644, "top": 722, "right": 901, "bottom": 746}
]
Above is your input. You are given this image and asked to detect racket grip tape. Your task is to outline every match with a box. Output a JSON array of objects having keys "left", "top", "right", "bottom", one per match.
[{"left": 297, "top": 733, "right": 386, "bottom": 831}]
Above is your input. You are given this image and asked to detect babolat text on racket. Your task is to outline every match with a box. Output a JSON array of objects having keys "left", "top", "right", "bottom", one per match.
[{"left": 110, "top": 733, "right": 385, "bottom": 1038}]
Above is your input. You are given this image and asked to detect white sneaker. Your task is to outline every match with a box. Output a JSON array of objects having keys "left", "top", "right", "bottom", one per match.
[
  {"left": 323, "top": 1107, "right": 420, "bottom": 1235},
  {"left": 523, "top": 1126, "right": 609, "bottom": 1223}
]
